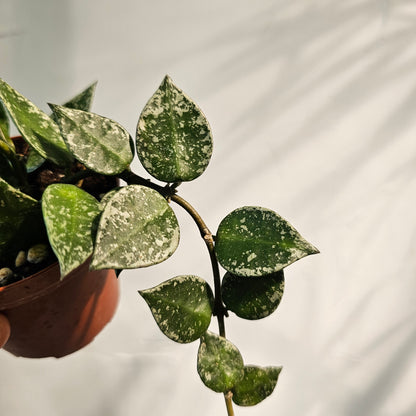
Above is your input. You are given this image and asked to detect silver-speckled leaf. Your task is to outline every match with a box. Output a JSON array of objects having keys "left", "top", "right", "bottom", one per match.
[
  {"left": 221, "top": 270, "right": 284, "bottom": 320},
  {"left": 197, "top": 331, "right": 244, "bottom": 393},
  {"left": 49, "top": 104, "right": 133, "bottom": 175},
  {"left": 139, "top": 275, "right": 214, "bottom": 343},
  {"left": 98, "top": 187, "right": 122, "bottom": 210},
  {"left": 0, "top": 177, "right": 44, "bottom": 263},
  {"left": 91, "top": 185, "right": 179, "bottom": 270},
  {"left": 61, "top": 82, "right": 97, "bottom": 112},
  {"left": 0, "top": 78, "right": 72, "bottom": 166},
  {"left": 215, "top": 207, "right": 319, "bottom": 277},
  {"left": 136, "top": 75, "right": 213, "bottom": 182},
  {"left": 42, "top": 184, "right": 101, "bottom": 278},
  {"left": 232, "top": 365, "right": 282, "bottom": 406}
]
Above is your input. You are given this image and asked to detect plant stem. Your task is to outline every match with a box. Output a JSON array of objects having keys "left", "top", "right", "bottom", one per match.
[
  {"left": 170, "top": 194, "right": 227, "bottom": 337},
  {"left": 61, "top": 168, "right": 93, "bottom": 184},
  {"left": 120, "top": 170, "right": 235, "bottom": 416},
  {"left": 224, "top": 391, "right": 235, "bottom": 416},
  {"left": 119, "top": 169, "right": 167, "bottom": 194},
  {"left": 170, "top": 194, "right": 235, "bottom": 416}
]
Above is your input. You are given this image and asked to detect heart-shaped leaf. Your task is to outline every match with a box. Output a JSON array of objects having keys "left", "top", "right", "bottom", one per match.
[
  {"left": 136, "top": 75, "right": 213, "bottom": 182},
  {"left": 0, "top": 78, "right": 73, "bottom": 166},
  {"left": 232, "top": 365, "right": 282, "bottom": 406},
  {"left": 197, "top": 331, "right": 244, "bottom": 393},
  {"left": 221, "top": 270, "right": 284, "bottom": 320},
  {"left": 0, "top": 177, "right": 44, "bottom": 264},
  {"left": 215, "top": 207, "right": 319, "bottom": 277},
  {"left": 49, "top": 104, "right": 133, "bottom": 175},
  {"left": 42, "top": 184, "right": 101, "bottom": 278},
  {"left": 139, "top": 275, "right": 214, "bottom": 343},
  {"left": 91, "top": 185, "right": 180, "bottom": 270}
]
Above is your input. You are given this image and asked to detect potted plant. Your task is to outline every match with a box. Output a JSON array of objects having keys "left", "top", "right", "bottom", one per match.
[
  {"left": 0, "top": 80, "right": 119, "bottom": 358},
  {"left": 0, "top": 75, "right": 318, "bottom": 414}
]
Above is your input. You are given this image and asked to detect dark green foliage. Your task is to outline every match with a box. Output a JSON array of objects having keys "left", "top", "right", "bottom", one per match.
[
  {"left": 0, "top": 75, "right": 318, "bottom": 414},
  {"left": 221, "top": 271, "right": 285, "bottom": 320}
]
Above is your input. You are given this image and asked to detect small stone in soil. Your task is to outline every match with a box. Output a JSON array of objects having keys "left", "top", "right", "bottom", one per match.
[
  {"left": 27, "top": 244, "right": 49, "bottom": 264},
  {"left": 0, "top": 267, "right": 18, "bottom": 287},
  {"left": 15, "top": 250, "right": 27, "bottom": 268}
]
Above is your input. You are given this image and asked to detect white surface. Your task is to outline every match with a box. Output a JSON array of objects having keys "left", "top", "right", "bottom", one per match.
[{"left": 1, "top": 1, "right": 416, "bottom": 415}]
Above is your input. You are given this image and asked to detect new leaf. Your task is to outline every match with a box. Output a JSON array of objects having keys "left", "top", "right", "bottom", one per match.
[
  {"left": 197, "top": 331, "right": 244, "bottom": 393},
  {"left": 232, "top": 365, "right": 282, "bottom": 406}
]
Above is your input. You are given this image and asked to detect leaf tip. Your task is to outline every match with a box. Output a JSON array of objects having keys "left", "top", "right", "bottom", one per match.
[{"left": 47, "top": 102, "right": 61, "bottom": 114}]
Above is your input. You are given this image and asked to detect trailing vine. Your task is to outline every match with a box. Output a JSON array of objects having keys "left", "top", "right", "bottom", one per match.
[{"left": 0, "top": 75, "right": 319, "bottom": 415}]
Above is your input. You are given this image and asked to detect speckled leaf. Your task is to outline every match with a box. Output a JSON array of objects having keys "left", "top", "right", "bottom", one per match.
[
  {"left": 25, "top": 147, "right": 45, "bottom": 173},
  {"left": 136, "top": 75, "right": 213, "bottom": 182},
  {"left": 91, "top": 184, "right": 179, "bottom": 270},
  {"left": 42, "top": 184, "right": 101, "bottom": 278},
  {"left": 221, "top": 270, "right": 284, "bottom": 320},
  {"left": 49, "top": 104, "right": 133, "bottom": 175},
  {"left": 0, "top": 100, "right": 10, "bottom": 143},
  {"left": 139, "top": 275, "right": 214, "bottom": 343},
  {"left": 197, "top": 331, "right": 244, "bottom": 393},
  {"left": 215, "top": 207, "right": 319, "bottom": 277},
  {"left": 232, "top": 366, "right": 282, "bottom": 406},
  {"left": 0, "top": 78, "right": 72, "bottom": 166},
  {"left": 0, "top": 177, "right": 44, "bottom": 263},
  {"left": 98, "top": 187, "right": 122, "bottom": 210},
  {"left": 62, "top": 82, "right": 97, "bottom": 112}
]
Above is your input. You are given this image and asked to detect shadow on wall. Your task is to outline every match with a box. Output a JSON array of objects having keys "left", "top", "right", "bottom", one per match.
[
  {"left": 189, "top": 0, "right": 416, "bottom": 207},
  {"left": 183, "top": 2, "right": 416, "bottom": 415}
]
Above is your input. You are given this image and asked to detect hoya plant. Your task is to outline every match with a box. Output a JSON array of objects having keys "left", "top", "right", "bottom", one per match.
[{"left": 0, "top": 75, "right": 318, "bottom": 415}]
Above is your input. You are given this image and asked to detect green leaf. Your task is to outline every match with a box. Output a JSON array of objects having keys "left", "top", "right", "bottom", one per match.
[
  {"left": 26, "top": 83, "right": 98, "bottom": 173},
  {"left": 0, "top": 100, "right": 10, "bottom": 143},
  {"left": 42, "top": 184, "right": 101, "bottom": 278},
  {"left": 49, "top": 104, "right": 133, "bottom": 175},
  {"left": 25, "top": 147, "right": 45, "bottom": 173},
  {"left": 139, "top": 275, "right": 214, "bottom": 343},
  {"left": 0, "top": 177, "right": 45, "bottom": 264},
  {"left": 98, "top": 187, "right": 122, "bottom": 210},
  {"left": 91, "top": 184, "right": 179, "bottom": 270},
  {"left": 0, "top": 140, "right": 18, "bottom": 185},
  {"left": 221, "top": 270, "right": 284, "bottom": 320},
  {"left": 136, "top": 75, "right": 213, "bottom": 182},
  {"left": 215, "top": 207, "right": 319, "bottom": 277},
  {"left": 232, "top": 365, "right": 282, "bottom": 406},
  {"left": 61, "top": 81, "right": 97, "bottom": 112},
  {"left": 0, "top": 78, "right": 73, "bottom": 166},
  {"left": 197, "top": 331, "right": 244, "bottom": 393}
]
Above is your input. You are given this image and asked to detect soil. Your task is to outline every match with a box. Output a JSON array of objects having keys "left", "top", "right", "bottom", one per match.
[{"left": 0, "top": 137, "right": 118, "bottom": 287}]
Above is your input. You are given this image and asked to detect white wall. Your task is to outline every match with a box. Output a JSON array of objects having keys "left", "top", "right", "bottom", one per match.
[{"left": 1, "top": 1, "right": 415, "bottom": 415}]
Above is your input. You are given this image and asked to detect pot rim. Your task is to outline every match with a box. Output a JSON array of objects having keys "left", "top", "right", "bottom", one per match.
[{"left": 0, "top": 260, "right": 95, "bottom": 310}]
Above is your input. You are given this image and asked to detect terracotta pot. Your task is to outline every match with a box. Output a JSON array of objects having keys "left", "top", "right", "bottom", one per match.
[{"left": 0, "top": 260, "right": 118, "bottom": 358}]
